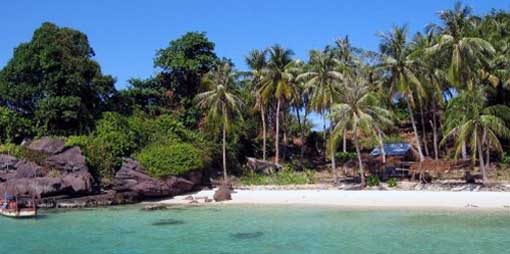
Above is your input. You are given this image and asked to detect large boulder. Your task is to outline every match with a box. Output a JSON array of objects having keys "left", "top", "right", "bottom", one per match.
[
  {"left": 0, "top": 138, "right": 96, "bottom": 198},
  {"left": 246, "top": 157, "right": 281, "bottom": 175},
  {"left": 45, "top": 147, "right": 88, "bottom": 172},
  {"left": 112, "top": 158, "right": 202, "bottom": 200},
  {"left": 213, "top": 183, "right": 232, "bottom": 202},
  {"left": 26, "top": 137, "right": 66, "bottom": 155}
]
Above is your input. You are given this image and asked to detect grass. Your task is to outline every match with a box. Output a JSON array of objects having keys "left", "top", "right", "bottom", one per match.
[{"left": 240, "top": 167, "right": 316, "bottom": 185}]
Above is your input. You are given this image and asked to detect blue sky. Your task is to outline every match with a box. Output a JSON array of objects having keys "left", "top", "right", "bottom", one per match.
[{"left": 1, "top": 1, "right": 509, "bottom": 90}]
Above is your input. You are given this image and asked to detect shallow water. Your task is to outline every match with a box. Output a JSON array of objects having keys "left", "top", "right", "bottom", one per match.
[{"left": 1, "top": 205, "right": 509, "bottom": 254}]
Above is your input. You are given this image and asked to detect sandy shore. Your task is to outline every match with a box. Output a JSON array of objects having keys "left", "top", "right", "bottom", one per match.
[{"left": 157, "top": 189, "right": 510, "bottom": 209}]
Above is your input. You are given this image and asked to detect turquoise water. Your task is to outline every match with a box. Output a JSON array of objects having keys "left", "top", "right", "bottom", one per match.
[{"left": 1, "top": 205, "right": 510, "bottom": 254}]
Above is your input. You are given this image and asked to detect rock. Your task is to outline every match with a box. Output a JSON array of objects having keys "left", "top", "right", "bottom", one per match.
[
  {"left": 112, "top": 158, "right": 202, "bottom": 199},
  {"left": 14, "top": 160, "right": 44, "bottom": 178},
  {"left": 246, "top": 157, "right": 281, "bottom": 174},
  {"left": 184, "top": 196, "right": 194, "bottom": 200},
  {"left": 0, "top": 154, "right": 19, "bottom": 171},
  {"left": 27, "top": 137, "right": 66, "bottom": 155},
  {"left": 62, "top": 170, "right": 94, "bottom": 194},
  {"left": 142, "top": 204, "right": 168, "bottom": 211},
  {"left": 45, "top": 147, "right": 88, "bottom": 172},
  {"left": 213, "top": 183, "right": 232, "bottom": 202}
]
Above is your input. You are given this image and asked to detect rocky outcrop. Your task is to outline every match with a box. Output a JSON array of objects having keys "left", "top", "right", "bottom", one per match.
[
  {"left": 112, "top": 158, "right": 202, "bottom": 201},
  {"left": 27, "top": 137, "right": 66, "bottom": 155},
  {"left": 0, "top": 137, "right": 95, "bottom": 198}
]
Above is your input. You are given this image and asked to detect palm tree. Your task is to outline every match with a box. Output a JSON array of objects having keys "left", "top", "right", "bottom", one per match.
[
  {"left": 330, "top": 73, "right": 393, "bottom": 187},
  {"left": 298, "top": 47, "right": 343, "bottom": 181},
  {"left": 245, "top": 49, "right": 268, "bottom": 161},
  {"left": 426, "top": 2, "right": 495, "bottom": 89},
  {"left": 378, "top": 25, "right": 427, "bottom": 164},
  {"left": 259, "top": 45, "right": 295, "bottom": 165},
  {"left": 196, "top": 62, "right": 243, "bottom": 182},
  {"left": 442, "top": 87, "right": 510, "bottom": 184}
]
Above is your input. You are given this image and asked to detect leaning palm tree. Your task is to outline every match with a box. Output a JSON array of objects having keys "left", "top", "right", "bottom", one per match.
[
  {"left": 245, "top": 49, "right": 268, "bottom": 161},
  {"left": 196, "top": 62, "right": 243, "bottom": 182},
  {"left": 378, "top": 25, "right": 427, "bottom": 164},
  {"left": 259, "top": 45, "right": 295, "bottom": 164},
  {"left": 442, "top": 87, "right": 510, "bottom": 184},
  {"left": 330, "top": 73, "right": 393, "bottom": 187}
]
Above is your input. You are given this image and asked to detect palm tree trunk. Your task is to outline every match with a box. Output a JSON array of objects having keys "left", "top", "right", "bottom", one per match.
[
  {"left": 300, "top": 109, "right": 308, "bottom": 160},
  {"left": 462, "top": 142, "right": 468, "bottom": 160},
  {"left": 261, "top": 106, "right": 267, "bottom": 161},
  {"left": 294, "top": 106, "right": 304, "bottom": 163},
  {"left": 343, "top": 130, "right": 347, "bottom": 152},
  {"left": 483, "top": 127, "right": 490, "bottom": 169},
  {"left": 407, "top": 99, "right": 424, "bottom": 162},
  {"left": 419, "top": 104, "right": 430, "bottom": 157},
  {"left": 476, "top": 131, "right": 488, "bottom": 184},
  {"left": 222, "top": 115, "right": 228, "bottom": 182},
  {"left": 376, "top": 127, "right": 386, "bottom": 164},
  {"left": 353, "top": 124, "right": 365, "bottom": 187},
  {"left": 331, "top": 142, "right": 337, "bottom": 184},
  {"left": 431, "top": 102, "right": 439, "bottom": 160},
  {"left": 275, "top": 97, "right": 281, "bottom": 165}
]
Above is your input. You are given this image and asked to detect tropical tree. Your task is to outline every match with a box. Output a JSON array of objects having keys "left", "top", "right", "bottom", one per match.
[
  {"left": 195, "top": 62, "right": 243, "bottom": 181},
  {"left": 426, "top": 2, "right": 495, "bottom": 89},
  {"left": 442, "top": 87, "right": 510, "bottom": 184},
  {"left": 378, "top": 25, "right": 426, "bottom": 163},
  {"left": 259, "top": 45, "right": 295, "bottom": 164},
  {"left": 245, "top": 49, "right": 269, "bottom": 161},
  {"left": 330, "top": 73, "right": 393, "bottom": 187},
  {"left": 298, "top": 47, "right": 343, "bottom": 179}
]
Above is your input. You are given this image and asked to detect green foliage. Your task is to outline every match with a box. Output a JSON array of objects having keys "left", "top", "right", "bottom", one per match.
[
  {"left": 0, "top": 107, "right": 34, "bottom": 143},
  {"left": 0, "top": 144, "right": 25, "bottom": 158},
  {"left": 136, "top": 143, "right": 204, "bottom": 178},
  {"left": 155, "top": 32, "right": 218, "bottom": 98},
  {"left": 336, "top": 151, "right": 357, "bottom": 162},
  {"left": 387, "top": 177, "right": 398, "bottom": 188},
  {"left": 366, "top": 176, "right": 380, "bottom": 187},
  {"left": 0, "top": 22, "right": 116, "bottom": 135},
  {"left": 501, "top": 153, "right": 510, "bottom": 164},
  {"left": 240, "top": 167, "right": 316, "bottom": 186}
]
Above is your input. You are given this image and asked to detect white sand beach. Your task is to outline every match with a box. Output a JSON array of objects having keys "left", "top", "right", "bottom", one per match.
[{"left": 158, "top": 189, "right": 510, "bottom": 209}]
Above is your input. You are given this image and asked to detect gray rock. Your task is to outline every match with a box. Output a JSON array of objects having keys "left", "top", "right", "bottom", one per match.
[
  {"left": 27, "top": 137, "right": 66, "bottom": 155},
  {"left": 112, "top": 158, "right": 202, "bottom": 199},
  {"left": 45, "top": 147, "right": 88, "bottom": 172},
  {"left": 14, "top": 160, "right": 44, "bottom": 178},
  {"left": 246, "top": 157, "right": 281, "bottom": 174},
  {"left": 213, "top": 183, "right": 232, "bottom": 202},
  {"left": 0, "top": 154, "right": 19, "bottom": 171}
]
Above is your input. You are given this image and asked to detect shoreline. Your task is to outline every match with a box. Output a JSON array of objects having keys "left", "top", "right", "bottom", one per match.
[{"left": 157, "top": 188, "right": 510, "bottom": 210}]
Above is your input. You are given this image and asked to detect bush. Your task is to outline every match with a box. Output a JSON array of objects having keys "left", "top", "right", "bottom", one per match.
[
  {"left": 387, "top": 177, "right": 398, "bottom": 188},
  {"left": 0, "top": 143, "right": 25, "bottom": 158},
  {"left": 0, "top": 107, "right": 34, "bottom": 143},
  {"left": 501, "top": 152, "right": 510, "bottom": 164},
  {"left": 336, "top": 151, "right": 357, "bottom": 162},
  {"left": 136, "top": 143, "right": 205, "bottom": 178},
  {"left": 240, "top": 168, "right": 316, "bottom": 186},
  {"left": 367, "top": 175, "right": 380, "bottom": 186}
]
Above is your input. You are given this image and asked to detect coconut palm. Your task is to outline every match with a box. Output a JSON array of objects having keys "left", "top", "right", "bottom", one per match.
[
  {"left": 259, "top": 45, "right": 295, "bottom": 164},
  {"left": 297, "top": 47, "right": 343, "bottom": 180},
  {"left": 196, "top": 62, "right": 243, "bottom": 182},
  {"left": 378, "top": 25, "right": 427, "bottom": 163},
  {"left": 330, "top": 73, "right": 393, "bottom": 187},
  {"left": 245, "top": 49, "right": 268, "bottom": 161},
  {"left": 442, "top": 87, "right": 510, "bottom": 184},
  {"left": 426, "top": 2, "right": 495, "bottom": 89}
]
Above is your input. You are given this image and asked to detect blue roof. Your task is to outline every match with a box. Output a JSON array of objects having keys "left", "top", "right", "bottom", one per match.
[{"left": 370, "top": 142, "right": 412, "bottom": 157}]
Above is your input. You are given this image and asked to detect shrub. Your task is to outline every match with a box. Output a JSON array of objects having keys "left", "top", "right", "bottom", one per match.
[
  {"left": 0, "top": 143, "right": 25, "bottom": 158},
  {"left": 136, "top": 143, "right": 204, "bottom": 178},
  {"left": 501, "top": 152, "right": 510, "bottom": 164},
  {"left": 336, "top": 152, "right": 357, "bottom": 162},
  {"left": 0, "top": 107, "right": 34, "bottom": 143},
  {"left": 387, "top": 177, "right": 398, "bottom": 188},
  {"left": 367, "top": 175, "right": 380, "bottom": 186},
  {"left": 240, "top": 168, "right": 316, "bottom": 186}
]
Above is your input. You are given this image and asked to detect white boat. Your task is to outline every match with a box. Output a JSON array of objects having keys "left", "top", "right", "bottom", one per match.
[{"left": 0, "top": 207, "right": 37, "bottom": 218}]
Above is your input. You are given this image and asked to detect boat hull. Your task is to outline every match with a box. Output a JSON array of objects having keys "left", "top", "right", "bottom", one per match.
[{"left": 0, "top": 208, "right": 37, "bottom": 218}]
